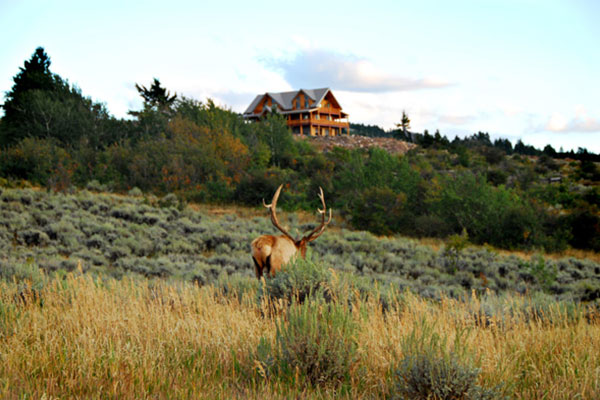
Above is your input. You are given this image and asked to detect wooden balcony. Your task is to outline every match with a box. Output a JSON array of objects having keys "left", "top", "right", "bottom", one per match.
[
  {"left": 316, "top": 107, "right": 342, "bottom": 115},
  {"left": 287, "top": 118, "right": 349, "bottom": 128}
]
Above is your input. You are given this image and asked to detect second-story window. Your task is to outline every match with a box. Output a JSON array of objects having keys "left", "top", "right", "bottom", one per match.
[{"left": 305, "top": 97, "right": 309, "bottom": 108}]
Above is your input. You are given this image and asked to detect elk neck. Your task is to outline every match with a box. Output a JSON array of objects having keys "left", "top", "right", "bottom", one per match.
[{"left": 295, "top": 239, "right": 308, "bottom": 258}]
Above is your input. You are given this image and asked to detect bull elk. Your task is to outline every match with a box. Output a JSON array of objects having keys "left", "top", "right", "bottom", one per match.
[{"left": 251, "top": 184, "right": 332, "bottom": 279}]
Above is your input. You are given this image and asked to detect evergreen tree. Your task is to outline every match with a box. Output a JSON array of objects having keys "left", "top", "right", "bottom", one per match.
[
  {"left": 133, "top": 78, "right": 176, "bottom": 114},
  {"left": 493, "top": 138, "right": 513, "bottom": 155},
  {"left": 543, "top": 144, "right": 557, "bottom": 157},
  {"left": 395, "top": 110, "right": 411, "bottom": 141},
  {"left": 433, "top": 129, "right": 450, "bottom": 147},
  {"left": 128, "top": 78, "right": 177, "bottom": 138},
  {"left": 0, "top": 47, "right": 112, "bottom": 147},
  {"left": 421, "top": 129, "right": 434, "bottom": 148},
  {"left": 1, "top": 47, "right": 56, "bottom": 145}
]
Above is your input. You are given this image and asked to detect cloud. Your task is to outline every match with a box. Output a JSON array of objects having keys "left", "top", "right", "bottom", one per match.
[
  {"left": 544, "top": 109, "right": 600, "bottom": 133},
  {"left": 264, "top": 48, "right": 451, "bottom": 93},
  {"left": 437, "top": 114, "right": 478, "bottom": 126}
]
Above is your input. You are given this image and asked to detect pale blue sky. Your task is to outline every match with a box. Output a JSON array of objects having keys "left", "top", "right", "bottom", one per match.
[{"left": 1, "top": 0, "right": 599, "bottom": 152}]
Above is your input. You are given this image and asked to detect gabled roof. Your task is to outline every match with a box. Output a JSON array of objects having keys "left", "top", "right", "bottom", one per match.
[{"left": 243, "top": 88, "right": 331, "bottom": 116}]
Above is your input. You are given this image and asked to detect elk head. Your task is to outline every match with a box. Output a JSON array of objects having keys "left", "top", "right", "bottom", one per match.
[{"left": 251, "top": 184, "right": 332, "bottom": 279}]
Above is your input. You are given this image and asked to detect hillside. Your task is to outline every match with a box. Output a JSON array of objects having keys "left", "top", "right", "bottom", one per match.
[
  {"left": 1, "top": 47, "right": 599, "bottom": 255},
  {"left": 2, "top": 186, "right": 600, "bottom": 398},
  {"left": 2, "top": 187, "right": 599, "bottom": 304},
  {"left": 300, "top": 134, "right": 416, "bottom": 155}
]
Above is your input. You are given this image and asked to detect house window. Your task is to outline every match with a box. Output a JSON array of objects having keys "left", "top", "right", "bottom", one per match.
[
  {"left": 305, "top": 97, "right": 309, "bottom": 108},
  {"left": 303, "top": 113, "right": 309, "bottom": 120}
]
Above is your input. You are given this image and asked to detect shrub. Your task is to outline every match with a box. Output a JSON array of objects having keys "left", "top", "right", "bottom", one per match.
[
  {"left": 259, "top": 256, "right": 332, "bottom": 303},
  {"left": 85, "top": 180, "right": 105, "bottom": 192},
  {"left": 158, "top": 193, "right": 185, "bottom": 210},
  {"left": 391, "top": 321, "right": 503, "bottom": 399},
  {"left": 520, "top": 255, "right": 557, "bottom": 293},
  {"left": 127, "top": 187, "right": 143, "bottom": 197},
  {"left": 19, "top": 229, "right": 50, "bottom": 247},
  {"left": 257, "top": 298, "right": 359, "bottom": 388},
  {"left": 442, "top": 229, "right": 470, "bottom": 274}
]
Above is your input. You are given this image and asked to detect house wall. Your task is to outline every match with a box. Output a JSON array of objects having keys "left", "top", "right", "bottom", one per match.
[{"left": 247, "top": 90, "right": 348, "bottom": 137}]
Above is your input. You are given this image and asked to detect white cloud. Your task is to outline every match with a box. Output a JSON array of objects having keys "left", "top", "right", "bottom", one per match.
[
  {"left": 437, "top": 114, "right": 478, "bottom": 126},
  {"left": 544, "top": 108, "right": 600, "bottom": 133},
  {"left": 265, "top": 48, "right": 451, "bottom": 93}
]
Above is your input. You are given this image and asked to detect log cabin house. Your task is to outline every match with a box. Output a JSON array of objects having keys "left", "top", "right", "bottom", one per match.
[{"left": 243, "top": 88, "right": 349, "bottom": 136}]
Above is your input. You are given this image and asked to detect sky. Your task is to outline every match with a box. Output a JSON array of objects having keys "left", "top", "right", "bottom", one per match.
[{"left": 1, "top": 0, "right": 599, "bottom": 153}]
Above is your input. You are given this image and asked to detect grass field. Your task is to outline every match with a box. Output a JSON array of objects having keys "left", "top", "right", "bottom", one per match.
[
  {"left": 1, "top": 187, "right": 599, "bottom": 398},
  {"left": 0, "top": 265, "right": 598, "bottom": 399}
]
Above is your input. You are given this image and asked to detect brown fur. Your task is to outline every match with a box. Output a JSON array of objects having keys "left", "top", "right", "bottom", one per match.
[
  {"left": 251, "top": 235, "right": 298, "bottom": 279},
  {"left": 251, "top": 184, "right": 331, "bottom": 279}
]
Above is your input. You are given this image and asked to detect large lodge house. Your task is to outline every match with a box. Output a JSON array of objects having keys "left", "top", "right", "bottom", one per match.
[{"left": 243, "top": 88, "right": 349, "bottom": 136}]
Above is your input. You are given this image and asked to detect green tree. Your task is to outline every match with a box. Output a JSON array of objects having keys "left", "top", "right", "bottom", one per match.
[
  {"left": 257, "top": 112, "right": 296, "bottom": 168},
  {"left": 1, "top": 47, "right": 56, "bottom": 145},
  {"left": 396, "top": 110, "right": 411, "bottom": 141},
  {"left": 0, "top": 47, "right": 113, "bottom": 147},
  {"left": 129, "top": 78, "right": 177, "bottom": 138},
  {"left": 351, "top": 187, "right": 407, "bottom": 235},
  {"left": 134, "top": 78, "right": 176, "bottom": 113},
  {"left": 493, "top": 138, "right": 513, "bottom": 154},
  {"left": 543, "top": 144, "right": 557, "bottom": 157}
]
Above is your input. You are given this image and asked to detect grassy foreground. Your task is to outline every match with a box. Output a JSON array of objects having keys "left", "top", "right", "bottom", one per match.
[{"left": 1, "top": 264, "right": 598, "bottom": 399}]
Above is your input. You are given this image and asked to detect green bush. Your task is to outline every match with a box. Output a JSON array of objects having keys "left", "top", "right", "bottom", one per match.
[
  {"left": 258, "top": 256, "right": 332, "bottom": 303},
  {"left": 442, "top": 229, "right": 470, "bottom": 274},
  {"left": 520, "top": 255, "right": 557, "bottom": 293},
  {"left": 392, "top": 321, "right": 503, "bottom": 399},
  {"left": 258, "top": 298, "right": 359, "bottom": 388}
]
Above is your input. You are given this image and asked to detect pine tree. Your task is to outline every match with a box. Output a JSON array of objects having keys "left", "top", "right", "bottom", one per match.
[
  {"left": 0, "top": 47, "right": 113, "bottom": 147},
  {"left": 395, "top": 110, "right": 411, "bottom": 141},
  {"left": 128, "top": 79, "right": 177, "bottom": 138},
  {"left": 133, "top": 78, "right": 177, "bottom": 113},
  {"left": 1, "top": 47, "right": 57, "bottom": 145}
]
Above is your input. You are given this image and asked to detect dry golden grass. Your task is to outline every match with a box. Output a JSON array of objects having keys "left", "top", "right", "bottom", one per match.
[{"left": 1, "top": 273, "right": 598, "bottom": 399}]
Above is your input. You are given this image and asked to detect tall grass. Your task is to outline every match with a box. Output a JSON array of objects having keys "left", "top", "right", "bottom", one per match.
[{"left": 0, "top": 268, "right": 598, "bottom": 399}]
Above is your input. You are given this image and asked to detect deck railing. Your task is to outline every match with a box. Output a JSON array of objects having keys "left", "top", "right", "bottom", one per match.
[{"left": 287, "top": 118, "right": 349, "bottom": 128}]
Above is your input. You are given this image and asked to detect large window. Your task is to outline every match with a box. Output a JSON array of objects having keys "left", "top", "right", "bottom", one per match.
[{"left": 305, "top": 97, "right": 309, "bottom": 108}]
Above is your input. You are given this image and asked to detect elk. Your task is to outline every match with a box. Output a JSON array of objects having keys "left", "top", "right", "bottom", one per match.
[{"left": 251, "top": 184, "right": 332, "bottom": 279}]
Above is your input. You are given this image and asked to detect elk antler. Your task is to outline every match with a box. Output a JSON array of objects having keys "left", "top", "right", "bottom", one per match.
[
  {"left": 302, "top": 187, "right": 332, "bottom": 243},
  {"left": 263, "top": 184, "right": 296, "bottom": 243}
]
